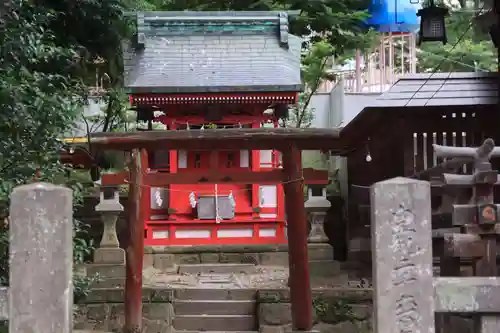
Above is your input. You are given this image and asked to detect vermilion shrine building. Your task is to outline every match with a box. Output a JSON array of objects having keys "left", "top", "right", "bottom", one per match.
[{"left": 100, "top": 11, "right": 328, "bottom": 246}]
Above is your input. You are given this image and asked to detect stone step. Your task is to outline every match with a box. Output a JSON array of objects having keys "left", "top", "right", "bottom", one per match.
[
  {"left": 175, "top": 331, "right": 257, "bottom": 333},
  {"left": 308, "top": 260, "right": 342, "bottom": 277},
  {"left": 174, "top": 300, "right": 256, "bottom": 316},
  {"left": 90, "top": 277, "right": 125, "bottom": 289},
  {"left": 174, "top": 315, "right": 256, "bottom": 331},
  {"left": 174, "top": 288, "right": 256, "bottom": 301},
  {"left": 86, "top": 264, "right": 125, "bottom": 279},
  {"left": 178, "top": 263, "right": 257, "bottom": 275},
  {"left": 175, "top": 330, "right": 258, "bottom": 333}
]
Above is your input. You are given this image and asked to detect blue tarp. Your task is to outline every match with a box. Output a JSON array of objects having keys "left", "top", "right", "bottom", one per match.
[{"left": 366, "top": 0, "right": 421, "bottom": 33}]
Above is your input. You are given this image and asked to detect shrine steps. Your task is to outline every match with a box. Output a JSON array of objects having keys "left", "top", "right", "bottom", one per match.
[
  {"left": 175, "top": 331, "right": 256, "bottom": 333},
  {"left": 174, "top": 300, "right": 256, "bottom": 316},
  {"left": 175, "top": 288, "right": 256, "bottom": 301},
  {"left": 177, "top": 263, "right": 258, "bottom": 275},
  {"left": 173, "top": 288, "right": 257, "bottom": 332},
  {"left": 174, "top": 314, "right": 256, "bottom": 331},
  {"left": 85, "top": 263, "right": 125, "bottom": 289}
]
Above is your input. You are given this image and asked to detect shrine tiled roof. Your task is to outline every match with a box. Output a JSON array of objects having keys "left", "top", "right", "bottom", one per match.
[
  {"left": 340, "top": 72, "right": 497, "bottom": 144},
  {"left": 369, "top": 72, "right": 497, "bottom": 107},
  {"left": 123, "top": 11, "right": 303, "bottom": 94}
]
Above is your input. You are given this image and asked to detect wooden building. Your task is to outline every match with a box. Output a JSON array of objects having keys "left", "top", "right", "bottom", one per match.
[
  {"left": 342, "top": 72, "right": 498, "bottom": 256},
  {"left": 101, "top": 11, "right": 330, "bottom": 246}
]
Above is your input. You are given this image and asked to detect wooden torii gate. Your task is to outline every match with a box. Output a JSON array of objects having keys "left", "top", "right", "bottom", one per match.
[{"left": 90, "top": 127, "right": 346, "bottom": 333}]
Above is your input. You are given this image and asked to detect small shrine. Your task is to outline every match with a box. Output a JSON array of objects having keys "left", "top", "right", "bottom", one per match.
[{"left": 101, "top": 11, "right": 328, "bottom": 246}]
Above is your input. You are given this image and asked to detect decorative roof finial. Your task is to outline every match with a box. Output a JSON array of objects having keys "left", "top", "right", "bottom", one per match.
[{"left": 278, "top": 12, "right": 289, "bottom": 49}]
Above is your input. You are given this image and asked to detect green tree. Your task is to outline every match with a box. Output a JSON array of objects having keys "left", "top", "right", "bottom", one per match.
[
  {"left": 283, "top": 40, "right": 335, "bottom": 128},
  {"left": 0, "top": 2, "right": 84, "bottom": 203},
  {"left": 418, "top": 8, "right": 497, "bottom": 72},
  {"left": 0, "top": 0, "right": 128, "bottom": 300}
]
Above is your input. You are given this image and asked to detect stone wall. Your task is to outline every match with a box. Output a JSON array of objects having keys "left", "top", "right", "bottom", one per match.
[
  {"left": 74, "top": 288, "right": 174, "bottom": 333},
  {"left": 144, "top": 243, "right": 334, "bottom": 270},
  {"left": 257, "top": 289, "right": 372, "bottom": 333},
  {"left": 74, "top": 287, "right": 372, "bottom": 333}
]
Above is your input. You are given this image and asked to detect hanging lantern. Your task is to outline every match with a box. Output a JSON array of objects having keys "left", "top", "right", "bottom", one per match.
[{"left": 416, "top": 0, "right": 449, "bottom": 45}]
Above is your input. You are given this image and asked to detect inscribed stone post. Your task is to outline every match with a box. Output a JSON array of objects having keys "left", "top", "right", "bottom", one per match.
[
  {"left": 371, "top": 177, "right": 434, "bottom": 333},
  {"left": 9, "top": 183, "right": 73, "bottom": 333}
]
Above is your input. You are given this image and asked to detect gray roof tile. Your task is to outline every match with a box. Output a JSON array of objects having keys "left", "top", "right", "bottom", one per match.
[
  {"left": 123, "top": 11, "right": 302, "bottom": 94},
  {"left": 341, "top": 72, "right": 497, "bottom": 138},
  {"left": 368, "top": 72, "right": 497, "bottom": 108}
]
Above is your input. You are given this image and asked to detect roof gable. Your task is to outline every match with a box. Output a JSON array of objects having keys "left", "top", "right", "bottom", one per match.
[{"left": 124, "top": 11, "right": 302, "bottom": 94}]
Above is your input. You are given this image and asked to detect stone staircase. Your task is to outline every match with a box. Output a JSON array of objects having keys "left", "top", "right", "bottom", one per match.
[
  {"left": 173, "top": 288, "right": 258, "bottom": 332},
  {"left": 86, "top": 263, "right": 125, "bottom": 288}
]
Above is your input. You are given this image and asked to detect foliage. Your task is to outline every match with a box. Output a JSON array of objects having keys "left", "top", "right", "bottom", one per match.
[
  {"left": 418, "top": 8, "right": 497, "bottom": 72},
  {"left": 0, "top": 5, "right": 83, "bottom": 201},
  {"left": 280, "top": 39, "right": 335, "bottom": 128},
  {"left": 0, "top": 0, "right": 125, "bottom": 301},
  {"left": 312, "top": 296, "right": 356, "bottom": 324},
  {"left": 35, "top": 0, "right": 134, "bottom": 139},
  {"left": 298, "top": 40, "right": 335, "bottom": 128}
]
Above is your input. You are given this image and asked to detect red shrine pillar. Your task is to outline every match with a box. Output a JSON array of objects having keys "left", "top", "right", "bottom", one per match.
[
  {"left": 251, "top": 121, "right": 261, "bottom": 219},
  {"left": 125, "top": 149, "right": 146, "bottom": 332},
  {"left": 282, "top": 144, "right": 313, "bottom": 330}
]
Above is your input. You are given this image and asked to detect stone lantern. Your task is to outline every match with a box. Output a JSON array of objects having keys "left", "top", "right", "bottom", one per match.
[
  {"left": 305, "top": 185, "right": 331, "bottom": 243},
  {"left": 93, "top": 185, "right": 125, "bottom": 264}
]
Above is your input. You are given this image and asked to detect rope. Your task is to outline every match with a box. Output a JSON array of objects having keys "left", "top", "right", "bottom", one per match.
[{"left": 121, "top": 176, "right": 308, "bottom": 195}]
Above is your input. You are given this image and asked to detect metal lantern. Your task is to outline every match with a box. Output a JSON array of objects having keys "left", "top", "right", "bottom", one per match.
[{"left": 416, "top": 1, "right": 449, "bottom": 45}]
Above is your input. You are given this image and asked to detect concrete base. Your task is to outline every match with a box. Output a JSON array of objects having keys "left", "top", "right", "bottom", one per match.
[{"left": 93, "top": 247, "right": 125, "bottom": 265}]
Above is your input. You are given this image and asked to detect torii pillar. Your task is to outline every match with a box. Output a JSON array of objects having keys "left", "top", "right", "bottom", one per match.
[{"left": 282, "top": 143, "right": 313, "bottom": 331}]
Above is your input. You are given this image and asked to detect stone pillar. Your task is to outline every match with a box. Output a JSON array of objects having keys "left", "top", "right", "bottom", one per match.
[
  {"left": 371, "top": 177, "right": 434, "bottom": 333},
  {"left": 305, "top": 187, "right": 330, "bottom": 243},
  {"left": 9, "top": 183, "right": 73, "bottom": 333},
  {"left": 94, "top": 185, "right": 125, "bottom": 264}
]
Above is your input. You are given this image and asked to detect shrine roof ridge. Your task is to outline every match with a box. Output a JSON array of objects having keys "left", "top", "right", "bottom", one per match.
[
  {"left": 140, "top": 11, "right": 291, "bottom": 20},
  {"left": 136, "top": 11, "right": 291, "bottom": 42}
]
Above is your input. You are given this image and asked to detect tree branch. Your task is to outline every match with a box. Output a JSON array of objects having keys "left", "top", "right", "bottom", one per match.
[{"left": 296, "top": 56, "right": 329, "bottom": 128}]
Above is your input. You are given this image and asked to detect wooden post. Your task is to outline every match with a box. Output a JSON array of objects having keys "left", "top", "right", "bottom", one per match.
[
  {"left": 9, "top": 183, "right": 73, "bottom": 333},
  {"left": 125, "top": 149, "right": 145, "bottom": 332},
  {"left": 281, "top": 144, "right": 313, "bottom": 331}
]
